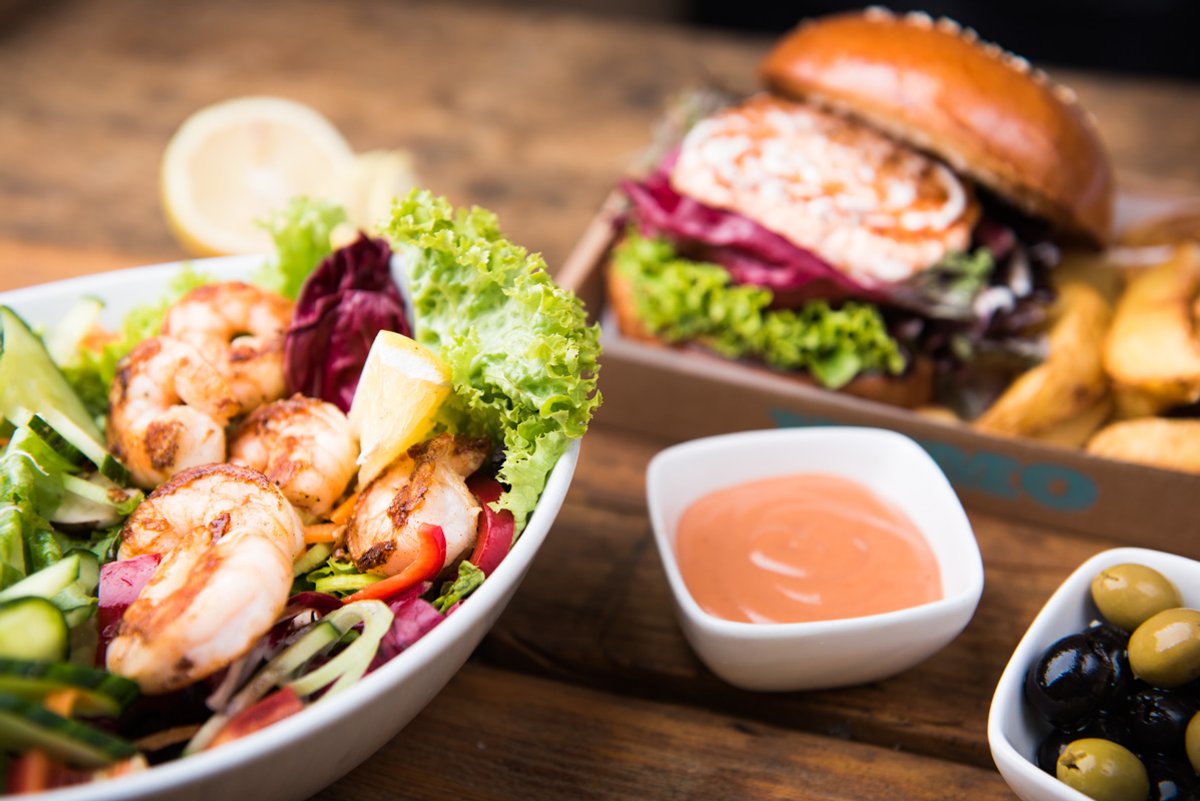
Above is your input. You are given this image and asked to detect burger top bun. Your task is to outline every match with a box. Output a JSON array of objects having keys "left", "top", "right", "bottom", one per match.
[{"left": 759, "top": 8, "right": 1114, "bottom": 246}]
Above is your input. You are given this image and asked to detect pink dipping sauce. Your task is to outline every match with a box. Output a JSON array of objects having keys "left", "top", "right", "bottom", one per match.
[{"left": 675, "top": 474, "right": 942, "bottom": 624}]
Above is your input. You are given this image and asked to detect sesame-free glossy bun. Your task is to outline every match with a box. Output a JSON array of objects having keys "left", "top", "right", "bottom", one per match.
[{"left": 759, "top": 9, "right": 1114, "bottom": 246}]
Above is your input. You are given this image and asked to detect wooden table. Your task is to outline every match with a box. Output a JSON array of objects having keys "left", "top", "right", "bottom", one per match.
[{"left": 3, "top": 1, "right": 1200, "bottom": 798}]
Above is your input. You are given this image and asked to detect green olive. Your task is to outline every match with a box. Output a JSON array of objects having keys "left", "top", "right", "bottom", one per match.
[
  {"left": 1091, "top": 563, "right": 1182, "bottom": 631},
  {"left": 1187, "top": 712, "right": 1200, "bottom": 773},
  {"left": 1128, "top": 607, "right": 1200, "bottom": 688},
  {"left": 1057, "top": 738, "right": 1149, "bottom": 801}
]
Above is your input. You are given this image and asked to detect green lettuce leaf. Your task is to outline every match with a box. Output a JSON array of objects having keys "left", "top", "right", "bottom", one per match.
[
  {"left": 386, "top": 190, "right": 601, "bottom": 532},
  {"left": 0, "top": 427, "right": 72, "bottom": 588},
  {"left": 254, "top": 196, "right": 346, "bottom": 300},
  {"left": 432, "top": 560, "right": 484, "bottom": 613},
  {"left": 63, "top": 265, "right": 212, "bottom": 419},
  {"left": 612, "top": 230, "right": 905, "bottom": 389}
]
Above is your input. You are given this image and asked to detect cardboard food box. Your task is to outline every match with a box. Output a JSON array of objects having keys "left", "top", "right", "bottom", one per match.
[{"left": 559, "top": 186, "right": 1200, "bottom": 556}]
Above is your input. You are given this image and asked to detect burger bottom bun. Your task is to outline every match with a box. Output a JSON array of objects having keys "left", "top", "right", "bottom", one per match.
[{"left": 604, "top": 261, "right": 934, "bottom": 409}]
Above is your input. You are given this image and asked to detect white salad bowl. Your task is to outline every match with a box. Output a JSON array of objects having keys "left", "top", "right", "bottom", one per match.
[
  {"left": 1, "top": 255, "right": 581, "bottom": 801},
  {"left": 988, "top": 547, "right": 1200, "bottom": 801},
  {"left": 645, "top": 426, "right": 983, "bottom": 692}
]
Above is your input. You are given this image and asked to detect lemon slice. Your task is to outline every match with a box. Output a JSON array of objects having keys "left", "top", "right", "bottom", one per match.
[
  {"left": 160, "top": 96, "right": 355, "bottom": 256},
  {"left": 349, "top": 331, "right": 452, "bottom": 486}
]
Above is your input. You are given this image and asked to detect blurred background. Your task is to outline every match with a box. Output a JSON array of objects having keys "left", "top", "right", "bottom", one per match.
[{"left": 473, "top": 0, "right": 1200, "bottom": 78}]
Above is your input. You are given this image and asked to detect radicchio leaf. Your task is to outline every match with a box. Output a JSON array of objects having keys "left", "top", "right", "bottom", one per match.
[{"left": 283, "top": 235, "right": 411, "bottom": 412}]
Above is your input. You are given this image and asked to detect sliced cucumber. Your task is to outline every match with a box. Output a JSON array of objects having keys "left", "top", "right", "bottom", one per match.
[
  {"left": 33, "top": 408, "right": 130, "bottom": 487},
  {"left": 0, "top": 308, "right": 101, "bottom": 442},
  {"left": 0, "top": 598, "right": 68, "bottom": 662},
  {"left": 50, "top": 491, "right": 124, "bottom": 529},
  {"left": 27, "top": 414, "right": 88, "bottom": 469},
  {"left": 0, "top": 694, "right": 136, "bottom": 768},
  {"left": 60, "top": 474, "right": 140, "bottom": 516},
  {"left": 0, "top": 660, "right": 138, "bottom": 717},
  {"left": 293, "top": 542, "right": 333, "bottom": 577},
  {"left": 45, "top": 297, "right": 104, "bottom": 368},
  {"left": 0, "top": 554, "right": 80, "bottom": 604},
  {"left": 50, "top": 583, "right": 95, "bottom": 629},
  {"left": 67, "top": 550, "right": 99, "bottom": 595}
]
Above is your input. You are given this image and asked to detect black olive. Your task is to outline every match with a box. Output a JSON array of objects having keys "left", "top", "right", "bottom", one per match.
[
  {"left": 1027, "top": 633, "right": 1123, "bottom": 726},
  {"left": 1143, "top": 755, "right": 1197, "bottom": 801},
  {"left": 1087, "top": 620, "right": 1132, "bottom": 651},
  {"left": 1123, "top": 686, "right": 1199, "bottom": 758}
]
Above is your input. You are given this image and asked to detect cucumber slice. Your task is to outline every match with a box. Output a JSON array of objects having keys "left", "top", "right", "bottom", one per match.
[
  {"left": 0, "top": 598, "right": 68, "bottom": 662},
  {"left": 0, "top": 555, "right": 80, "bottom": 604},
  {"left": 67, "top": 550, "right": 99, "bottom": 595},
  {"left": 60, "top": 475, "right": 140, "bottom": 516},
  {"left": 0, "top": 308, "right": 101, "bottom": 442},
  {"left": 0, "top": 694, "right": 136, "bottom": 768},
  {"left": 50, "top": 583, "right": 95, "bottom": 629},
  {"left": 287, "top": 601, "right": 392, "bottom": 698},
  {"left": 50, "top": 490, "right": 124, "bottom": 528},
  {"left": 293, "top": 543, "right": 333, "bottom": 577},
  {"left": 45, "top": 297, "right": 104, "bottom": 368},
  {"left": 0, "top": 660, "right": 138, "bottom": 717},
  {"left": 33, "top": 408, "right": 130, "bottom": 487},
  {"left": 26, "top": 414, "right": 88, "bottom": 469}
]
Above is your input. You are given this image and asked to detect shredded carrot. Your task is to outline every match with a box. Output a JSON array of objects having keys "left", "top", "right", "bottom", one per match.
[
  {"left": 43, "top": 690, "right": 80, "bottom": 717},
  {"left": 303, "top": 523, "right": 340, "bottom": 544},
  {"left": 329, "top": 492, "right": 359, "bottom": 525}
]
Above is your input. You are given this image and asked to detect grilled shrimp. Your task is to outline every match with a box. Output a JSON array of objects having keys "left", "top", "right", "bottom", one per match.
[
  {"left": 161, "top": 281, "right": 294, "bottom": 415},
  {"left": 229, "top": 395, "right": 358, "bottom": 520},
  {"left": 346, "top": 434, "right": 491, "bottom": 576},
  {"left": 107, "top": 337, "right": 240, "bottom": 489},
  {"left": 109, "top": 463, "right": 304, "bottom": 694}
]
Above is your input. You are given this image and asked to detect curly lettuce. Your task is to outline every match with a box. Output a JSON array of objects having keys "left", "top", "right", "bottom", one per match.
[
  {"left": 613, "top": 230, "right": 905, "bottom": 389},
  {"left": 386, "top": 190, "right": 601, "bottom": 532},
  {"left": 254, "top": 196, "right": 347, "bottom": 300}
]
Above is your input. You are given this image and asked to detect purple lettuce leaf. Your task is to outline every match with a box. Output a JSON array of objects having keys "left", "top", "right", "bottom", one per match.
[{"left": 284, "top": 234, "right": 411, "bottom": 412}]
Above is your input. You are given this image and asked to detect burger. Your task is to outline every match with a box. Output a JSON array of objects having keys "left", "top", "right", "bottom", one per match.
[{"left": 607, "top": 9, "right": 1114, "bottom": 413}]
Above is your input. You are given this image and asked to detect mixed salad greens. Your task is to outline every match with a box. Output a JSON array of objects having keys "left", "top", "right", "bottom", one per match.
[{"left": 0, "top": 190, "right": 600, "bottom": 792}]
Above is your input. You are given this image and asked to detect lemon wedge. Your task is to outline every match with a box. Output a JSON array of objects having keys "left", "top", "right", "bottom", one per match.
[
  {"left": 349, "top": 331, "right": 452, "bottom": 486},
  {"left": 160, "top": 96, "right": 355, "bottom": 256}
]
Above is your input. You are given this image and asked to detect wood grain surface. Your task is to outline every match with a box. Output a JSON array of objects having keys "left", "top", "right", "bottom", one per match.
[{"left": 1, "top": 1, "right": 1198, "bottom": 799}]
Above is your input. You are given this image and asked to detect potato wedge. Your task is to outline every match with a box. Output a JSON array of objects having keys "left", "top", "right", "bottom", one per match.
[
  {"left": 1026, "top": 395, "right": 1112, "bottom": 449},
  {"left": 1112, "top": 384, "right": 1173, "bottom": 420},
  {"left": 1103, "top": 244, "right": 1200, "bottom": 408},
  {"left": 1086, "top": 417, "right": 1200, "bottom": 474},
  {"left": 974, "top": 281, "right": 1111, "bottom": 437}
]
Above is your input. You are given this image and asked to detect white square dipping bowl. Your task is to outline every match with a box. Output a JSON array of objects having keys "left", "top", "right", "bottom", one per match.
[
  {"left": 645, "top": 426, "right": 984, "bottom": 692},
  {"left": 988, "top": 547, "right": 1200, "bottom": 801}
]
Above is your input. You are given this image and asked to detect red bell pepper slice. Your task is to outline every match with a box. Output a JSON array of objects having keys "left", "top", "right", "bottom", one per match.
[
  {"left": 346, "top": 524, "right": 446, "bottom": 603},
  {"left": 467, "top": 476, "right": 514, "bottom": 576},
  {"left": 206, "top": 686, "right": 306, "bottom": 751}
]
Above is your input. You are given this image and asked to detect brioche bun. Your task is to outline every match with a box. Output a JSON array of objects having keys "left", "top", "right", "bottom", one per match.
[
  {"left": 605, "top": 258, "right": 934, "bottom": 408},
  {"left": 759, "top": 9, "right": 1113, "bottom": 246}
]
